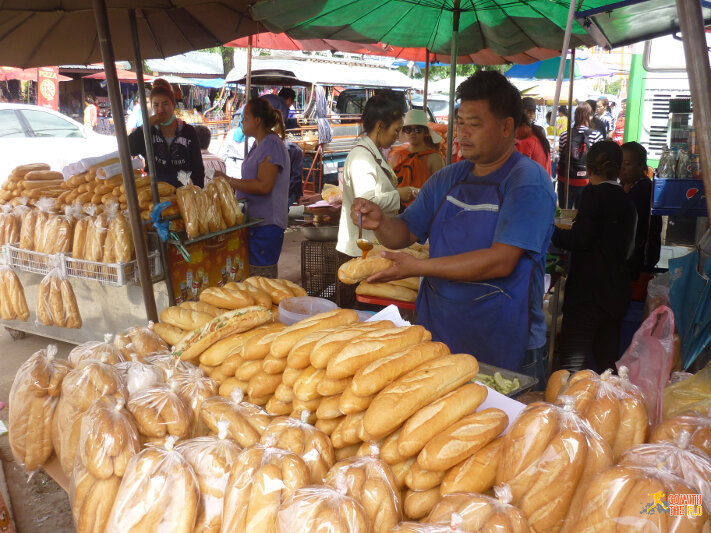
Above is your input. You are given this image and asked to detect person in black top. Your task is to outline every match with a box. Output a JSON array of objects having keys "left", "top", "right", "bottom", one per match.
[
  {"left": 586, "top": 99, "right": 608, "bottom": 139},
  {"left": 620, "top": 142, "right": 662, "bottom": 276},
  {"left": 128, "top": 78, "right": 204, "bottom": 188},
  {"left": 553, "top": 140, "right": 637, "bottom": 373}
]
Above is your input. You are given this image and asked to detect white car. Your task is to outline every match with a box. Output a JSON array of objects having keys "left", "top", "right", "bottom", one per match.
[{"left": 0, "top": 103, "right": 117, "bottom": 181}]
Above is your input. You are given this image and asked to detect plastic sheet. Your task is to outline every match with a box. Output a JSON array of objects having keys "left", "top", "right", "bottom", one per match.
[
  {"left": 144, "top": 351, "right": 196, "bottom": 380},
  {"left": 167, "top": 367, "right": 219, "bottom": 434},
  {"left": 0, "top": 204, "right": 20, "bottom": 245},
  {"left": 114, "top": 354, "right": 166, "bottom": 398}
]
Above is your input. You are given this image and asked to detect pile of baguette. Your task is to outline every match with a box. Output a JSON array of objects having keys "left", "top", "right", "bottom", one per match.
[
  {"left": 0, "top": 164, "right": 65, "bottom": 204},
  {"left": 0, "top": 267, "right": 29, "bottom": 321},
  {"left": 338, "top": 244, "right": 428, "bottom": 303},
  {"left": 176, "top": 176, "right": 243, "bottom": 239}
]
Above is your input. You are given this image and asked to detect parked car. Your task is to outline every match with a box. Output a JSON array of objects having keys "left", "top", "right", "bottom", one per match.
[
  {"left": 0, "top": 103, "right": 117, "bottom": 180},
  {"left": 411, "top": 94, "right": 451, "bottom": 124}
]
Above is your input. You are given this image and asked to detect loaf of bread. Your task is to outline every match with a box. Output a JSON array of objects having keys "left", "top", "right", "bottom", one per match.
[
  {"left": 364, "top": 354, "right": 479, "bottom": 440},
  {"left": 0, "top": 268, "right": 29, "bottom": 321},
  {"left": 545, "top": 369, "right": 570, "bottom": 403},
  {"left": 144, "top": 351, "right": 196, "bottom": 380},
  {"left": 404, "top": 487, "right": 441, "bottom": 520},
  {"left": 356, "top": 282, "right": 418, "bottom": 302},
  {"left": 36, "top": 270, "right": 82, "bottom": 328},
  {"left": 649, "top": 412, "right": 711, "bottom": 458},
  {"left": 224, "top": 281, "right": 273, "bottom": 308},
  {"left": 425, "top": 491, "right": 530, "bottom": 533},
  {"left": 270, "top": 309, "right": 360, "bottom": 359},
  {"left": 266, "top": 396, "right": 292, "bottom": 416},
  {"left": 338, "top": 256, "right": 393, "bottom": 284},
  {"left": 159, "top": 306, "right": 213, "bottom": 332},
  {"left": 200, "top": 285, "right": 255, "bottom": 310},
  {"left": 309, "top": 321, "right": 394, "bottom": 370},
  {"left": 323, "top": 452, "right": 402, "bottom": 533},
  {"left": 222, "top": 443, "right": 311, "bottom": 532},
  {"left": 127, "top": 384, "right": 193, "bottom": 442},
  {"left": 68, "top": 334, "right": 125, "bottom": 366},
  {"left": 176, "top": 424, "right": 242, "bottom": 533},
  {"left": 205, "top": 181, "right": 226, "bottom": 232},
  {"left": 177, "top": 183, "right": 204, "bottom": 238},
  {"left": 105, "top": 438, "right": 200, "bottom": 533},
  {"left": 0, "top": 207, "right": 20, "bottom": 245},
  {"left": 318, "top": 375, "right": 352, "bottom": 397},
  {"left": 240, "top": 322, "right": 288, "bottom": 360},
  {"left": 12, "top": 163, "right": 51, "bottom": 177},
  {"left": 440, "top": 437, "right": 503, "bottom": 495},
  {"left": 152, "top": 322, "right": 189, "bottom": 347},
  {"left": 9, "top": 345, "right": 71, "bottom": 471},
  {"left": 162, "top": 368, "right": 218, "bottom": 432},
  {"left": 248, "top": 370, "right": 282, "bottom": 400},
  {"left": 213, "top": 175, "right": 243, "bottom": 227},
  {"left": 198, "top": 390, "right": 271, "bottom": 447},
  {"left": 339, "top": 383, "right": 374, "bottom": 415},
  {"left": 261, "top": 414, "right": 335, "bottom": 483},
  {"left": 114, "top": 324, "right": 169, "bottom": 359},
  {"left": 404, "top": 462, "right": 446, "bottom": 492},
  {"left": 275, "top": 484, "right": 369, "bottom": 533}
]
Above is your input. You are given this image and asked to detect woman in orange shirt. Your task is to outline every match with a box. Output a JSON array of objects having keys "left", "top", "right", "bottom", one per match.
[{"left": 388, "top": 109, "right": 445, "bottom": 199}]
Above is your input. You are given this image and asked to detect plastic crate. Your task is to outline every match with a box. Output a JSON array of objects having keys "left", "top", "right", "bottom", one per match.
[
  {"left": 64, "top": 251, "right": 161, "bottom": 287},
  {"left": 7, "top": 245, "right": 65, "bottom": 275},
  {"left": 301, "top": 240, "right": 338, "bottom": 302},
  {"left": 652, "top": 178, "right": 707, "bottom": 216},
  {"left": 475, "top": 362, "right": 539, "bottom": 398}
]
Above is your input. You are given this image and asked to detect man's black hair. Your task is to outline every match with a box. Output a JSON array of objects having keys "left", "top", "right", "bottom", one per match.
[
  {"left": 621, "top": 141, "right": 648, "bottom": 167},
  {"left": 195, "top": 125, "right": 212, "bottom": 150},
  {"left": 361, "top": 89, "right": 403, "bottom": 134},
  {"left": 456, "top": 71, "right": 523, "bottom": 127},
  {"left": 278, "top": 87, "right": 296, "bottom": 101}
]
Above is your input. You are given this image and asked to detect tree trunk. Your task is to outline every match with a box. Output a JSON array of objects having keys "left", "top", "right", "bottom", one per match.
[{"left": 221, "top": 46, "right": 235, "bottom": 77}]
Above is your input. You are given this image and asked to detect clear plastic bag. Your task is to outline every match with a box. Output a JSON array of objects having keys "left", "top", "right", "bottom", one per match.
[
  {"left": 565, "top": 464, "right": 709, "bottom": 532},
  {"left": 103, "top": 208, "right": 134, "bottom": 263},
  {"left": 663, "top": 361, "right": 711, "bottom": 420},
  {"left": 9, "top": 345, "right": 71, "bottom": 471},
  {"left": 144, "top": 351, "right": 196, "bottom": 380},
  {"left": 213, "top": 175, "right": 243, "bottom": 227},
  {"left": 650, "top": 410, "right": 711, "bottom": 458},
  {"left": 0, "top": 203, "right": 20, "bottom": 244},
  {"left": 167, "top": 366, "right": 219, "bottom": 433},
  {"left": 275, "top": 472, "right": 369, "bottom": 533},
  {"left": 68, "top": 333, "right": 125, "bottom": 366},
  {"left": 126, "top": 383, "right": 193, "bottom": 445},
  {"left": 114, "top": 354, "right": 166, "bottom": 398},
  {"left": 105, "top": 437, "right": 200, "bottom": 533},
  {"left": 205, "top": 181, "right": 226, "bottom": 232},
  {"left": 113, "top": 323, "right": 169, "bottom": 360},
  {"left": 53, "top": 358, "right": 127, "bottom": 476},
  {"left": 261, "top": 411, "right": 336, "bottom": 483},
  {"left": 223, "top": 440, "right": 311, "bottom": 532},
  {"left": 0, "top": 264, "right": 29, "bottom": 321},
  {"left": 644, "top": 272, "right": 671, "bottom": 319},
  {"left": 70, "top": 395, "right": 141, "bottom": 533},
  {"left": 176, "top": 177, "right": 206, "bottom": 238},
  {"left": 495, "top": 398, "right": 614, "bottom": 533},
  {"left": 323, "top": 445, "right": 402, "bottom": 533},
  {"left": 176, "top": 421, "right": 242, "bottom": 533},
  {"left": 198, "top": 390, "right": 271, "bottom": 447},
  {"left": 36, "top": 263, "right": 82, "bottom": 328}
]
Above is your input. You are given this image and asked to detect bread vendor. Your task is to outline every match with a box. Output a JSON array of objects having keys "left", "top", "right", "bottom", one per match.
[{"left": 352, "top": 71, "right": 556, "bottom": 380}]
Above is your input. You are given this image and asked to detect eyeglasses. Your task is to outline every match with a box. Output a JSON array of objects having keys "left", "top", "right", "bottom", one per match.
[{"left": 402, "top": 126, "right": 425, "bottom": 134}]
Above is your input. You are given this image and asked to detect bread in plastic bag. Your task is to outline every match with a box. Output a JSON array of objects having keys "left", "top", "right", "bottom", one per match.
[
  {"left": 68, "top": 334, "right": 125, "bottom": 366},
  {"left": 275, "top": 472, "right": 369, "bottom": 533},
  {"left": 212, "top": 175, "right": 242, "bottom": 227},
  {"left": 113, "top": 323, "right": 169, "bottom": 360},
  {"left": 404, "top": 488, "right": 441, "bottom": 521},
  {"left": 144, "top": 350, "right": 197, "bottom": 380},
  {"left": 104, "top": 208, "right": 134, "bottom": 263},
  {"left": 0, "top": 203, "right": 20, "bottom": 244},
  {"left": 126, "top": 383, "right": 193, "bottom": 444},
  {"left": 389, "top": 516, "right": 465, "bottom": 533},
  {"left": 650, "top": 410, "right": 711, "bottom": 458},
  {"left": 425, "top": 488, "right": 529, "bottom": 533},
  {"left": 663, "top": 360, "right": 711, "bottom": 420},
  {"left": 0, "top": 265, "right": 29, "bottom": 321},
  {"left": 565, "top": 463, "right": 709, "bottom": 532},
  {"left": 9, "top": 345, "right": 71, "bottom": 471},
  {"left": 36, "top": 264, "right": 82, "bottom": 328},
  {"left": 495, "top": 398, "right": 614, "bottom": 533},
  {"left": 177, "top": 179, "right": 205, "bottom": 238},
  {"left": 324, "top": 445, "right": 402, "bottom": 533},
  {"left": 261, "top": 411, "right": 336, "bottom": 483},
  {"left": 115, "top": 354, "right": 166, "bottom": 398},
  {"left": 222, "top": 440, "right": 311, "bottom": 532},
  {"left": 53, "top": 358, "right": 126, "bottom": 476},
  {"left": 105, "top": 437, "right": 199, "bottom": 533},
  {"left": 198, "top": 390, "right": 270, "bottom": 447},
  {"left": 205, "top": 181, "right": 227, "bottom": 232},
  {"left": 167, "top": 366, "right": 219, "bottom": 433},
  {"left": 70, "top": 395, "right": 141, "bottom": 533},
  {"left": 553, "top": 368, "right": 649, "bottom": 461},
  {"left": 176, "top": 421, "right": 242, "bottom": 533}
]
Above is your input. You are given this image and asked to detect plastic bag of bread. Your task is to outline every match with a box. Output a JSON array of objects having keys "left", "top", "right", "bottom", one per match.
[
  {"left": 222, "top": 440, "right": 311, "bottom": 532},
  {"left": 126, "top": 383, "right": 193, "bottom": 445},
  {"left": 425, "top": 488, "right": 529, "bottom": 533},
  {"left": 26, "top": 197, "right": 55, "bottom": 252},
  {"left": 176, "top": 176, "right": 205, "bottom": 238},
  {"left": 390, "top": 515, "right": 466, "bottom": 533},
  {"left": 0, "top": 203, "right": 20, "bottom": 244},
  {"left": 198, "top": 390, "right": 271, "bottom": 447},
  {"left": 113, "top": 322, "right": 169, "bottom": 359},
  {"left": 260, "top": 411, "right": 335, "bottom": 483},
  {"left": 114, "top": 354, "right": 166, "bottom": 397},
  {"left": 70, "top": 396, "right": 141, "bottom": 533},
  {"left": 167, "top": 366, "right": 219, "bottom": 432},
  {"left": 54, "top": 358, "right": 127, "bottom": 476},
  {"left": 205, "top": 181, "right": 227, "bottom": 232},
  {"left": 144, "top": 351, "right": 196, "bottom": 379},
  {"left": 105, "top": 436, "right": 199, "bottom": 533},
  {"left": 36, "top": 265, "right": 82, "bottom": 328},
  {"left": 9, "top": 345, "right": 71, "bottom": 471},
  {"left": 552, "top": 368, "right": 649, "bottom": 460},
  {"left": 0, "top": 265, "right": 30, "bottom": 321},
  {"left": 565, "top": 463, "right": 709, "bottom": 532},
  {"left": 495, "top": 397, "right": 614, "bottom": 533},
  {"left": 275, "top": 472, "right": 369, "bottom": 533},
  {"left": 68, "top": 334, "right": 125, "bottom": 366},
  {"left": 324, "top": 444, "right": 402, "bottom": 533},
  {"left": 213, "top": 175, "right": 243, "bottom": 227},
  {"left": 663, "top": 361, "right": 711, "bottom": 420},
  {"left": 176, "top": 421, "right": 242, "bottom": 533},
  {"left": 650, "top": 410, "right": 711, "bottom": 458},
  {"left": 101, "top": 204, "right": 134, "bottom": 264}
]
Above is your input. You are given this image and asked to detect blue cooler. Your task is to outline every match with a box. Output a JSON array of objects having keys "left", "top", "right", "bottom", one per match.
[{"left": 652, "top": 178, "right": 707, "bottom": 217}]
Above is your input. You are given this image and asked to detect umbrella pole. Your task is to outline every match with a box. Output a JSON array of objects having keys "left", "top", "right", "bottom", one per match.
[
  {"left": 423, "top": 50, "right": 430, "bottom": 113},
  {"left": 129, "top": 9, "right": 175, "bottom": 307},
  {"left": 564, "top": 47, "right": 576, "bottom": 210},
  {"left": 92, "top": 0, "right": 158, "bottom": 323},
  {"left": 244, "top": 35, "right": 253, "bottom": 156},
  {"left": 676, "top": 0, "right": 711, "bottom": 221},
  {"left": 446, "top": 0, "right": 461, "bottom": 165}
]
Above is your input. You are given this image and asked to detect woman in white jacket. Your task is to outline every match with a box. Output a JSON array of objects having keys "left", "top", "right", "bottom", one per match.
[{"left": 337, "top": 90, "right": 415, "bottom": 258}]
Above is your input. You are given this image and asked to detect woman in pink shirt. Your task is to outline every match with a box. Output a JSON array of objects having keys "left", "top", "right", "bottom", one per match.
[{"left": 515, "top": 112, "right": 551, "bottom": 176}]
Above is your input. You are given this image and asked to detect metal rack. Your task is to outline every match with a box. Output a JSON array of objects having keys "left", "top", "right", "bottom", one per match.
[{"left": 65, "top": 252, "right": 162, "bottom": 287}]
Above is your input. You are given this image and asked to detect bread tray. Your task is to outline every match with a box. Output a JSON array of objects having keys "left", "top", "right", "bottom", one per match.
[
  {"left": 475, "top": 362, "right": 538, "bottom": 398},
  {"left": 7, "top": 244, "right": 67, "bottom": 276},
  {"left": 64, "top": 251, "right": 162, "bottom": 287}
]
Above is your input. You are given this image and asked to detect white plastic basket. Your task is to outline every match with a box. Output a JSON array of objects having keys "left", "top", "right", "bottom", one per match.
[
  {"left": 64, "top": 251, "right": 161, "bottom": 287},
  {"left": 7, "top": 245, "right": 65, "bottom": 276}
]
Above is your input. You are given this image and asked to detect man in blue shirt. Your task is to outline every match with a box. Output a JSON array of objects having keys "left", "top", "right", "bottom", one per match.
[
  {"left": 262, "top": 88, "right": 298, "bottom": 130},
  {"left": 352, "top": 71, "right": 556, "bottom": 382}
]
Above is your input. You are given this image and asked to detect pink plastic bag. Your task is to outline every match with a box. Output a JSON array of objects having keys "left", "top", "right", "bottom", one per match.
[{"left": 617, "top": 306, "right": 675, "bottom": 426}]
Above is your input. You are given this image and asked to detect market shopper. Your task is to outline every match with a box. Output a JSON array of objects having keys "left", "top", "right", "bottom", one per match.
[
  {"left": 195, "top": 125, "right": 226, "bottom": 175},
  {"left": 557, "top": 102, "right": 604, "bottom": 209},
  {"left": 222, "top": 98, "right": 290, "bottom": 277},
  {"left": 272, "top": 116, "right": 304, "bottom": 207},
  {"left": 515, "top": 111, "right": 551, "bottom": 176},
  {"left": 553, "top": 140, "right": 637, "bottom": 373},
  {"left": 596, "top": 98, "right": 615, "bottom": 136},
  {"left": 586, "top": 99, "right": 608, "bottom": 138},
  {"left": 262, "top": 88, "right": 298, "bottom": 129},
  {"left": 128, "top": 78, "right": 204, "bottom": 188},
  {"left": 388, "top": 109, "right": 445, "bottom": 196},
  {"left": 351, "top": 71, "right": 556, "bottom": 380},
  {"left": 83, "top": 97, "right": 98, "bottom": 130}
]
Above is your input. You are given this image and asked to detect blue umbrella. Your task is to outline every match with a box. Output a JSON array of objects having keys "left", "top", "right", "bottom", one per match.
[{"left": 506, "top": 54, "right": 612, "bottom": 80}]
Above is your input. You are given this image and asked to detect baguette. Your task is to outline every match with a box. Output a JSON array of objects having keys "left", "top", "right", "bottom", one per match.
[
  {"left": 198, "top": 330, "right": 254, "bottom": 367},
  {"left": 315, "top": 416, "right": 343, "bottom": 436},
  {"left": 241, "top": 324, "right": 288, "bottom": 361},
  {"left": 317, "top": 375, "right": 352, "bottom": 397},
  {"left": 269, "top": 309, "right": 359, "bottom": 359},
  {"left": 293, "top": 366, "right": 326, "bottom": 401},
  {"left": 265, "top": 397, "right": 292, "bottom": 416},
  {"left": 339, "top": 384, "right": 374, "bottom": 415},
  {"left": 545, "top": 369, "right": 570, "bottom": 403},
  {"left": 262, "top": 353, "right": 288, "bottom": 374},
  {"left": 356, "top": 282, "right": 418, "bottom": 302},
  {"left": 200, "top": 286, "right": 255, "bottom": 310},
  {"left": 173, "top": 306, "right": 272, "bottom": 361},
  {"left": 159, "top": 306, "right": 213, "bottom": 331},
  {"left": 389, "top": 277, "right": 420, "bottom": 291},
  {"left": 152, "top": 322, "right": 188, "bottom": 346},
  {"left": 274, "top": 383, "right": 295, "bottom": 403},
  {"left": 236, "top": 360, "right": 263, "bottom": 381},
  {"left": 178, "top": 300, "right": 226, "bottom": 317},
  {"left": 60, "top": 279, "right": 82, "bottom": 329},
  {"left": 440, "top": 437, "right": 503, "bottom": 495},
  {"left": 282, "top": 367, "right": 302, "bottom": 388},
  {"left": 316, "top": 394, "right": 342, "bottom": 420},
  {"left": 309, "top": 321, "right": 394, "bottom": 369},
  {"left": 404, "top": 462, "right": 446, "bottom": 491},
  {"left": 248, "top": 371, "right": 282, "bottom": 399},
  {"left": 404, "top": 488, "right": 440, "bottom": 520},
  {"left": 286, "top": 328, "right": 338, "bottom": 370},
  {"left": 13, "top": 163, "right": 50, "bottom": 177},
  {"left": 338, "top": 256, "right": 393, "bottom": 284},
  {"left": 363, "top": 354, "right": 479, "bottom": 440}
]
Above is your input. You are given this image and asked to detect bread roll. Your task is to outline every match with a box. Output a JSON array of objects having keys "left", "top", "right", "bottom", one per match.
[
  {"left": 13, "top": 163, "right": 51, "bottom": 177},
  {"left": 440, "top": 437, "right": 503, "bottom": 495},
  {"left": 338, "top": 256, "right": 393, "bottom": 284},
  {"left": 270, "top": 309, "right": 360, "bottom": 359},
  {"left": 198, "top": 391, "right": 270, "bottom": 447},
  {"left": 364, "top": 354, "right": 480, "bottom": 440},
  {"left": 275, "top": 484, "right": 369, "bottom": 533},
  {"left": 159, "top": 306, "right": 213, "bottom": 331}
]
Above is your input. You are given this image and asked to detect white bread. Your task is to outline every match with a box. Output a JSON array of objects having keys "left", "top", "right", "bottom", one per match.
[
  {"left": 270, "top": 309, "right": 360, "bottom": 359},
  {"left": 440, "top": 437, "right": 503, "bottom": 495},
  {"left": 159, "top": 306, "right": 213, "bottom": 331},
  {"left": 356, "top": 282, "right": 418, "bottom": 302},
  {"left": 338, "top": 256, "right": 393, "bottom": 284}
]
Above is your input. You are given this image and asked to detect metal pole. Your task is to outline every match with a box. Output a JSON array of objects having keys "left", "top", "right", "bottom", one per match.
[
  {"left": 551, "top": 0, "right": 578, "bottom": 160},
  {"left": 564, "top": 47, "right": 576, "bottom": 210},
  {"left": 446, "top": 0, "right": 461, "bottom": 165},
  {"left": 676, "top": 0, "right": 711, "bottom": 221},
  {"left": 423, "top": 50, "right": 430, "bottom": 113},
  {"left": 244, "top": 35, "right": 253, "bottom": 155},
  {"left": 92, "top": 0, "right": 158, "bottom": 323},
  {"left": 129, "top": 9, "right": 175, "bottom": 306}
]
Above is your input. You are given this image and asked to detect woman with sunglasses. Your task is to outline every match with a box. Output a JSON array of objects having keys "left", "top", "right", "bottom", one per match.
[{"left": 388, "top": 110, "right": 445, "bottom": 199}]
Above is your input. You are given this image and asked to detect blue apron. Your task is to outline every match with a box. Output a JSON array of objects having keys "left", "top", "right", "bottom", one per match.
[{"left": 416, "top": 160, "right": 539, "bottom": 371}]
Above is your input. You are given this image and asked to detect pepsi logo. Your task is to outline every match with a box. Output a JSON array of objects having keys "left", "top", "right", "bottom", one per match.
[{"left": 686, "top": 188, "right": 699, "bottom": 199}]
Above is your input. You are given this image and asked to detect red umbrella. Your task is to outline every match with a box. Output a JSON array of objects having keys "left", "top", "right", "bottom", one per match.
[
  {"left": 227, "top": 32, "right": 385, "bottom": 54},
  {"left": 84, "top": 68, "right": 153, "bottom": 82},
  {"left": 0, "top": 66, "right": 71, "bottom": 81}
]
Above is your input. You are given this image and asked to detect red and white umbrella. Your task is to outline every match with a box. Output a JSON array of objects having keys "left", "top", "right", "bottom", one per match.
[
  {"left": 84, "top": 68, "right": 153, "bottom": 82},
  {"left": 0, "top": 66, "right": 71, "bottom": 81}
]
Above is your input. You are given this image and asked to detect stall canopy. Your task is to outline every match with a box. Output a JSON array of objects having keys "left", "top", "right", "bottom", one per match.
[
  {"left": 145, "top": 51, "right": 224, "bottom": 78},
  {"left": 506, "top": 53, "right": 612, "bottom": 80},
  {"left": 227, "top": 31, "right": 386, "bottom": 54},
  {"left": 0, "top": 66, "right": 71, "bottom": 82},
  {"left": 84, "top": 68, "right": 154, "bottom": 82}
]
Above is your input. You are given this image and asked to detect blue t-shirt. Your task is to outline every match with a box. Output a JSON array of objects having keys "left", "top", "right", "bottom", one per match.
[{"left": 400, "top": 152, "right": 556, "bottom": 350}]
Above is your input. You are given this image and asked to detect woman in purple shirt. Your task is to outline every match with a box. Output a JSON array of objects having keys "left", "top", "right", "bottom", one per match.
[{"left": 224, "top": 98, "right": 290, "bottom": 277}]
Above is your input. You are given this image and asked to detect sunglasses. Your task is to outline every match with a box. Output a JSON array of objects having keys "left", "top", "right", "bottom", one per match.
[{"left": 402, "top": 126, "right": 425, "bottom": 134}]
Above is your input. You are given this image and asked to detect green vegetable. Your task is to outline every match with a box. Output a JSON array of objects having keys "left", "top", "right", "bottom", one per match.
[{"left": 474, "top": 372, "right": 520, "bottom": 395}]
